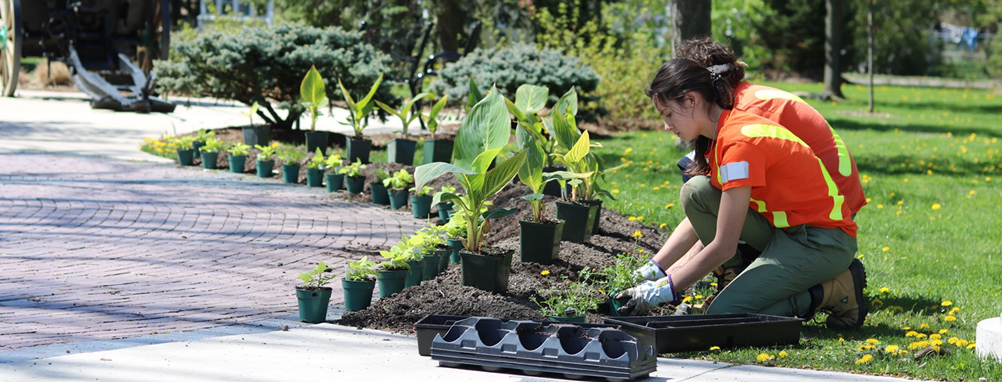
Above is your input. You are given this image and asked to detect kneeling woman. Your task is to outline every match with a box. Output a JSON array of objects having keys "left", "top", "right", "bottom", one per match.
[{"left": 616, "top": 59, "right": 867, "bottom": 330}]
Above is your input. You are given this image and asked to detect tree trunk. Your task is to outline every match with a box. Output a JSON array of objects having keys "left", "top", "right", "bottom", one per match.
[
  {"left": 823, "top": 0, "right": 846, "bottom": 99},
  {"left": 434, "top": 0, "right": 465, "bottom": 52},
  {"left": 671, "top": 0, "right": 712, "bottom": 56}
]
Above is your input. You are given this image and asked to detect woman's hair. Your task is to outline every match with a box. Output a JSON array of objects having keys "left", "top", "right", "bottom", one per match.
[
  {"left": 645, "top": 59, "right": 736, "bottom": 177},
  {"left": 674, "top": 37, "right": 746, "bottom": 89}
]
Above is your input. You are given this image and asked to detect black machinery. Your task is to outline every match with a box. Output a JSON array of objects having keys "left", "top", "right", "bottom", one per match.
[{"left": 1, "top": 0, "right": 174, "bottom": 112}]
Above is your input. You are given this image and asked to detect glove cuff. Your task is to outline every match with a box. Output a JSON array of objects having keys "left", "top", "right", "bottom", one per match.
[{"left": 636, "top": 259, "right": 667, "bottom": 281}]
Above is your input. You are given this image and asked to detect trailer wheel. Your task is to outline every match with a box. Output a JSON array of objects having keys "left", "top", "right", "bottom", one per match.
[{"left": 1, "top": 0, "right": 21, "bottom": 96}]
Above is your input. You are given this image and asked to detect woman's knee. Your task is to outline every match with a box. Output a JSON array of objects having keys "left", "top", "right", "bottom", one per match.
[{"left": 680, "top": 175, "right": 716, "bottom": 215}]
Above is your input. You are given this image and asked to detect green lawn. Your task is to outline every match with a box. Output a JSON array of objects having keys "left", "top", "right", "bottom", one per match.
[{"left": 595, "top": 82, "right": 1002, "bottom": 381}]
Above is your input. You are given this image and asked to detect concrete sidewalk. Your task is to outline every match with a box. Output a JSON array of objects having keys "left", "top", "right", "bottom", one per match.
[{"left": 0, "top": 90, "right": 923, "bottom": 381}]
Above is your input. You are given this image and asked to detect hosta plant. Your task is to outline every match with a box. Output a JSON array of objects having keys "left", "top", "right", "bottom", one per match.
[
  {"left": 375, "top": 92, "right": 430, "bottom": 137},
  {"left": 346, "top": 256, "right": 379, "bottom": 282},
  {"left": 300, "top": 65, "right": 328, "bottom": 133},
  {"left": 338, "top": 73, "right": 384, "bottom": 138},
  {"left": 298, "top": 261, "right": 336, "bottom": 290}
]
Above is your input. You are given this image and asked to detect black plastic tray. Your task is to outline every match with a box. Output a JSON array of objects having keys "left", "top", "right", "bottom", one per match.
[
  {"left": 603, "top": 313, "right": 803, "bottom": 353},
  {"left": 413, "top": 314, "right": 619, "bottom": 357}
]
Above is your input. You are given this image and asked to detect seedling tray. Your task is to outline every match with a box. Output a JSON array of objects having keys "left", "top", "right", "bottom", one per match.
[
  {"left": 427, "top": 317, "right": 656, "bottom": 381},
  {"left": 603, "top": 313, "right": 802, "bottom": 353},
  {"left": 413, "top": 314, "right": 618, "bottom": 357}
]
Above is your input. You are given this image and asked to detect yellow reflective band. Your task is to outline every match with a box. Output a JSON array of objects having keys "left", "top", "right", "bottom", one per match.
[
  {"left": 754, "top": 89, "right": 807, "bottom": 104},
  {"left": 749, "top": 197, "right": 767, "bottom": 213},
  {"left": 829, "top": 125, "right": 853, "bottom": 177},
  {"left": 816, "top": 157, "right": 845, "bottom": 221},
  {"left": 772, "top": 211, "right": 789, "bottom": 228},
  {"left": 740, "top": 124, "right": 810, "bottom": 148}
]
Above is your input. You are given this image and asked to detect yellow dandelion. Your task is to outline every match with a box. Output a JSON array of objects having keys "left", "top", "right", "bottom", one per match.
[
  {"left": 879, "top": 287, "right": 890, "bottom": 293},
  {"left": 612, "top": 189, "right": 620, "bottom": 194},
  {"left": 932, "top": 339, "right": 943, "bottom": 346},
  {"left": 838, "top": 337, "right": 844, "bottom": 343},
  {"left": 882, "top": 246, "right": 890, "bottom": 252},
  {"left": 636, "top": 216, "right": 644, "bottom": 221},
  {"left": 897, "top": 200, "right": 904, "bottom": 205},
  {"left": 919, "top": 323, "right": 930, "bottom": 330},
  {"left": 871, "top": 299, "right": 884, "bottom": 308},
  {"left": 945, "top": 315, "right": 957, "bottom": 322},
  {"left": 664, "top": 203, "right": 674, "bottom": 209},
  {"left": 859, "top": 344, "right": 875, "bottom": 351},
  {"left": 857, "top": 254, "right": 865, "bottom": 259},
  {"left": 779, "top": 351, "right": 788, "bottom": 358},
  {"left": 695, "top": 294, "right": 704, "bottom": 299},
  {"left": 967, "top": 343, "right": 976, "bottom": 349},
  {"left": 877, "top": 204, "right": 884, "bottom": 209},
  {"left": 659, "top": 223, "right": 667, "bottom": 229},
  {"left": 916, "top": 333, "right": 928, "bottom": 339},
  {"left": 948, "top": 337, "right": 959, "bottom": 345},
  {"left": 628, "top": 216, "right": 637, "bottom": 221},
  {"left": 682, "top": 296, "right": 693, "bottom": 303},
  {"left": 896, "top": 210, "right": 903, "bottom": 215},
  {"left": 710, "top": 282, "right": 718, "bottom": 287},
  {"left": 905, "top": 330, "right": 919, "bottom": 337},
  {"left": 969, "top": 190, "right": 976, "bottom": 195},
  {"left": 709, "top": 346, "right": 720, "bottom": 351},
  {"left": 939, "top": 329, "right": 949, "bottom": 334},
  {"left": 638, "top": 249, "right": 645, "bottom": 253},
  {"left": 632, "top": 230, "right": 643, "bottom": 238},
  {"left": 855, "top": 354, "right": 873, "bottom": 364},
  {"left": 885, "top": 345, "right": 900, "bottom": 353},
  {"left": 930, "top": 334, "right": 942, "bottom": 340},
  {"left": 950, "top": 307, "right": 960, "bottom": 315},
  {"left": 540, "top": 270, "right": 550, "bottom": 276},
  {"left": 931, "top": 203, "right": 941, "bottom": 210},
  {"left": 756, "top": 353, "right": 773, "bottom": 362},
  {"left": 941, "top": 300, "right": 952, "bottom": 307},
  {"left": 903, "top": 326, "right": 911, "bottom": 330},
  {"left": 866, "top": 338, "right": 879, "bottom": 345}
]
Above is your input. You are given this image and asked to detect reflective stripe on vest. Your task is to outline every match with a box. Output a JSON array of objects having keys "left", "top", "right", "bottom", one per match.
[{"left": 753, "top": 89, "right": 854, "bottom": 178}]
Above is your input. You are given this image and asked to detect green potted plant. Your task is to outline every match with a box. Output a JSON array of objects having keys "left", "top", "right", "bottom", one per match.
[
  {"left": 343, "top": 256, "right": 378, "bottom": 311},
  {"left": 241, "top": 101, "right": 270, "bottom": 146},
  {"left": 305, "top": 148, "right": 326, "bottom": 187},
  {"left": 199, "top": 136, "right": 227, "bottom": 170},
  {"left": 400, "top": 232, "right": 442, "bottom": 281},
  {"left": 296, "top": 261, "right": 336, "bottom": 323},
  {"left": 278, "top": 146, "right": 307, "bottom": 184},
  {"left": 421, "top": 95, "right": 453, "bottom": 164},
  {"left": 434, "top": 185, "right": 457, "bottom": 222},
  {"left": 339, "top": 159, "right": 367, "bottom": 194},
  {"left": 227, "top": 142, "right": 251, "bottom": 173},
  {"left": 409, "top": 186, "right": 435, "bottom": 218},
  {"left": 369, "top": 168, "right": 391, "bottom": 206},
  {"left": 378, "top": 243, "right": 418, "bottom": 290},
  {"left": 531, "top": 268, "right": 602, "bottom": 323},
  {"left": 601, "top": 251, "right": 646, "bottom": 316},
  {"left": 338, "top": 74, "right": 383, "bottom": 164},
  {"left": 383, "top": 169, "right": 414, "bottom": 210},
  {"left": 415, "top": 225, "right": 452, "bottom": 275},
  {"left": 174, "top": 135, "right": 197, "bottom": 166},
  {"left": 193, "top": 129, "right": 214, "bottom": 157},
  {"left": 375, "top": 92, "right": 430, "bottom": 165},
  {"left": 508, "top": 85, "right": 569, "bottom": 196},
  {"left": 301, "top": 65, "right": 329, "bottom": 155},
  {"left": 254, "top": 142, "right": 280, "bottom": 178},
  {"left": 414, "top": 87, "right": 528, "bottom": 294},
  {"left": 323, "top": 153, "right": 344, "bottom": 192},
  {"left": 442, "top": 212, "right": 468, "bottom": 264}
]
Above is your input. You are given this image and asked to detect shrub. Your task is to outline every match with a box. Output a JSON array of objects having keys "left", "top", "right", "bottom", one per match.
[
  {"left": 155, "top": 23, "right": 398, "bottom": 130},
  {"left": 427, "top": 43, "right": 599, "bottom": 105}
]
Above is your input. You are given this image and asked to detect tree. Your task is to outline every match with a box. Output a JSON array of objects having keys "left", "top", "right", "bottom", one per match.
[
  {"left": 823, "top": 0, "right": 847, "bottom": 99},
  {"left": 672, "top": 0, "right": 712, "bottom": 56}
]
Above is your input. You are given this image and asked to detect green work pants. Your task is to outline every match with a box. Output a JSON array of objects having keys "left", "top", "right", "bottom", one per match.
[{"left": 680, "top": 176, "right": 857, "bottom": 317}]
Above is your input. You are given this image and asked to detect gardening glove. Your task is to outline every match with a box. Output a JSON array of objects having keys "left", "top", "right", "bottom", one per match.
[
  {"left": 633, "top": 259, "right": 667, "bottom": 282},
  {"left": 614, "top": 275, "right": 680, "bottom": 316}
]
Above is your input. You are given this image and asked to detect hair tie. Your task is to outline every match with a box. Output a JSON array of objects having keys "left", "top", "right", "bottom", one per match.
[
  {"left": 709, "top": 71, "right": 722, "bottom": 84},
  {"left": 707, "top": 63, "right": 730, "bottom": 84}
]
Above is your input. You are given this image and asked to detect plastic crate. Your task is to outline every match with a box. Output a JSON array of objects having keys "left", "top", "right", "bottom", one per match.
[{"left": 603, "top": 313, "right": 802, "bottom": 353}]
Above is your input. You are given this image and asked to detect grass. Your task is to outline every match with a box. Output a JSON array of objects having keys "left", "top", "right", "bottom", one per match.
[{"left": 593, "top": 82, "right": 1002, "bottom": 381}]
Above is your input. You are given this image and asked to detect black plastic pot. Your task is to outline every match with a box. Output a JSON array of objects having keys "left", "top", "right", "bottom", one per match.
[
  {"left": 371, "top": 182, "right": 390, "bottom": 205},
  {"left": 518, "top": 220, "right": 564, "bottom": 265},
  {"left": 282, "top": 164, "right": 300, "bottom": 184},
  {"left": 580, "top": 199, "right": 602, "bottom": 235},
  {"left": 542, "top": 165, "right": 568, "bottom": 197},
  {"left": 325, "top": 173, "right": 343, "bottom": 192},
  {"left": 228, "top": 155, "right": 246, "bottom": 173},
  {"left": 201, "top": 152, "right": 219, "bottom": 170},
  {"left": 603, "top": 313, "right": 804, "bottom": 353},
  {"left": 555, "top": 201, "right": 598, "bottom": 243},
  {"left": 256, "top": 159, "right": 274, "bottom": 178},
  {"left": 306, "top": 168, "right": 323, "bottom": 187},
  {"left": 422, "top": 254, "right": 441, "bottom": 280},
  {"left": 387, "top": 138, "right": 417, "bottom": 165},
  {"left": 460, "top": 249, "right": 513, "bottom": 294},
  {"left": 411, "top": 195, "right": 433, "bottom": 218},
  {"left": 243, "top": 125, "right": 270, "bottom": 146},
  {"left": 347, "top": 137, "right": 372, "bottom": 164},
  {"left": 295, "top": 287, "right": 332, "bottom": 324},
  {"left": 305, "top": 131, "right": 329, "bottom": 155},
  {"left": 423, "top": 138, "right": 454, "bottom": 164},
  {"left": 345, "top": 175, "right": 365, "bottom": 194}
]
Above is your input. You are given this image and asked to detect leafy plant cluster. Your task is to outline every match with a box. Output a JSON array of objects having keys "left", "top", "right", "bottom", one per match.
[
  {"left": 155, "top": 23, "right": 398, "bottom": 130},
  {"left": 427, "top": 43, "right": 599, "bottom": 105},
  {"left": 531, "top": 267, "right": 603, "bottom": 318}
]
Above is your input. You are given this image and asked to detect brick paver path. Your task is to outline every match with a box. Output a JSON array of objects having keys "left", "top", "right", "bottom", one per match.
[{"left": 0, "top": 152, "right": 425, "bottom": 351}]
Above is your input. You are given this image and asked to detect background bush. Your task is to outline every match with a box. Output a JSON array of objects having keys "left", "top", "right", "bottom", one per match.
[
  {"left": 427, "top": 43, "right": 599, "bottom": 104},
  {"left": 155, "top": 23, "right": 398, "bottom": 130}
]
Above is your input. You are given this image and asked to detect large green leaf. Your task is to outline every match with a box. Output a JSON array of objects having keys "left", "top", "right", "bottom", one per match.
[
  {"left": 555, "top": 87, "right": 578, "bottom": 117},
  {"left": 553, "top": 108, "right": 580, "bottom": 151},
  {"left": 454, "top": 88, "right": 510, "bottom": 172},
  {"left": 564, "top": 130, "right": 591, "bottom": 169},
  {"left": 515, "top": 84, "right": 548, "bottom": 115},
  {"left": 517, "top": 138, "right": 545, "bottom": 193},
  {"left": 337, "top": 78, "right": 356, "bottom": 112},
  {"left": 300, "top": 65, "right": 327, "bottom": 107},
  {"left": 467, "top": 76, "right": 483, "bottom": 112},
  {"left": 481, "top": 207, "right": 519, "bottom": 221},
  {"left": 357, "top": 73, "right": 384, "bottom": 111},
  {"left": 414, "top": 162, "right": 476, "bottom": 191},
  {"left": 483, "top": 149, "right": 527, "bottom": 200}
]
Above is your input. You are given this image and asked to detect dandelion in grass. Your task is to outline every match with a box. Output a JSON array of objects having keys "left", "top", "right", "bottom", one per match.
[
  {"left": 866, "top": 338, "right": 879, "bottom": 345},
  {"left": 855, "top": 354, "right": 873, "bottom": 364},
  {"left": 896, "top": 210, "right": 903, "bottom": 215},
  {"left": 906, "top": 330, "right": 919, "bottom": 338},
  {"left": 857, "top": 254, "right": 864, "bottom": 259},
  {"left": 949, "top": 307, "right": 960, "bottom": 315},
  {"left": 664, "top": 203, "right": 674, "bottom": 209},
  {"left": 879, "top": 287, "right": 890, "bottom": 294},
  {"left": 884, "top": 345, "right": 900, "bottom": 353},
  {"left": 659, "top": 223, "right": 667, "bottom": 229},
  {"left": 882, "top": 247, "right": 890, "bottom": 252},
  {"left": 897, "top": 200, "right": 904, "bottom": 205},
  {"left": 541, "top": 270, "right": 550, "bottom": 276},
  {"left": 903, "top": 326, "right": 911, "bottom": 330},
  {"left": 948, "top": 337, "right": 959, "bottom": 345},
  {"left": 930, "top": 334, "right": 942, "bottom": 340},
  {"left": 612, "top": 189, "right": 620, "bottom": 194},
  {"left": 877, "top": 204, "right": 884, "bottom": 209},
  {"left": 941, "top": 300, "right": 952, "bottom": 307},
  {"left": 756, "top": 353, "right": 774, "bottom": 362},
  {"left": 623, "top": 148, "right": 633, "bottom": 155},
  {"left": 682, "top": 296, "right": 693, "bottom": 303},
  {"left": 916, "top": 333, "right": 928, "bottom": 339},
  {"left": 632, "top": 230, "right": 643, "bottom": 238},
  {"left": 931, "top": 203, "right": 941, "bottom": 210},
  {"left": 939, "top": 329, "right": 949, "bottom": 334},
  {"left": 628, "top": 216, "right": 637, "bottom": 221},
  {"left": 966, "top": 343, "right": 976, "bottom": 350},
  {"left": 945, "top": 315, "right": 957, "bottom": 322},
  {"left": 709, "top": 346, "right": 720, "bottom": 352},
  {"left": 779, "top": 351, "right": 788, "bottom": 358},
  {"left": 919, "top": 323, "right": 930, "bottom": 330}
]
